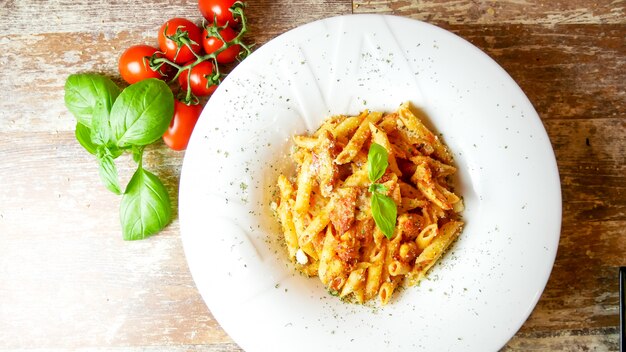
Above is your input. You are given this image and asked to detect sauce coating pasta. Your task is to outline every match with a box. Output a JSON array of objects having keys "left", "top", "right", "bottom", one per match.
[{"left": 273, "top": 102, "right": 464, "bottom": 305}]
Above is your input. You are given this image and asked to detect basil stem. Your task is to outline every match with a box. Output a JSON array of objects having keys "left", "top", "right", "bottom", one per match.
[{"left": 96, "top": 147, "right": 122, "bottom": 195}]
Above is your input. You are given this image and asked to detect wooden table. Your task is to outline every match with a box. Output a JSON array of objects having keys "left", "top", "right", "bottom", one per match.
[{"left": 1, "top": 1, "right": 624, "bottom": 350}]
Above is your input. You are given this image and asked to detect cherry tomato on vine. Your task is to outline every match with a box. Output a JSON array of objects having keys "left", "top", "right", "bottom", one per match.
[
  {"left": 158, "top": 18, "right": 203, "bottom": 64},
  {"left": 198, "top": 0, "right": 239, "bottom": 27},
  {"left": 118, "top": 45, "right": 164, "bottom": 84},
  {"left": 163, "top": 100, "right": 203, "bottom": 151},
  {"left": 178, "top": 61, "right": 219, "bottom": 97},
  {"left": 202, "top": 27, "right": 241, "bottom": 64}
]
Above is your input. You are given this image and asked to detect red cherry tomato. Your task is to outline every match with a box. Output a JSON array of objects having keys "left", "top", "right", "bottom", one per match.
[
  {"left": 118, "top": 45, "right": 164, "bottom": 84},
  {"left": 158, "top": 18, "right": 203, "bottom": 64},
  {"left": 202, "top": 26, "right": 241, "bottom": 64},
  {"left": 178, "top": 61, "right": 219, "bottom": 97},
  {"left": 163, "top": 100, "right": 203, "bottom": 151},
  {"left": 198, "top": 0, "right": 239, "bottom": 27}
]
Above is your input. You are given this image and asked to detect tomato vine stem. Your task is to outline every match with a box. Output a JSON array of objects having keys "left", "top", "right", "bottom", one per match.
[{"left": 148, "top": 1, "right": 252, "bottom": 105}]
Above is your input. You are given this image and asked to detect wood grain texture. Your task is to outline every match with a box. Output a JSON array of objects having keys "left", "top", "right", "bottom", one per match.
[
  {"left": 1, "top": 0, "right": 625, "bottom": 351},
  {"left": 354, "top": 0, "right": 625, "bottom": 24}
]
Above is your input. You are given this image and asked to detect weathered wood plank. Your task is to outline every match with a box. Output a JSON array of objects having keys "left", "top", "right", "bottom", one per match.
[
  {"left": 0, "top": 132, "right": 235, "bottom": 348},
  {"left": 353, "top": 0, "right": 626, "bottom": 25},
  {"left": 246, "top": 0, "right": 353, "bottom": 44},
  {"left": 504, "top": 327, "right": 619, "bottom": 351},
  {"left": 0, "top": 0, "right": 353, "bottom": 36}
]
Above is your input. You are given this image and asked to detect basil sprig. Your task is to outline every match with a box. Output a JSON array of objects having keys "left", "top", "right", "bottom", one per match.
[
  {"left": 368, "top": 143, "right": 397, "bottom": 239},
  {"left": 65, "top": 74, "right": 174, "bottom": 240},
  {"left": 120, "top": 153, "right": 172, "bottom": 240}
]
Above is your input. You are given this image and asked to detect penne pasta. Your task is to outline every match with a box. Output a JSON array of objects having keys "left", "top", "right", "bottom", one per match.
[{"left": 273, "top": 102, "right": 464, "bottom": 305}]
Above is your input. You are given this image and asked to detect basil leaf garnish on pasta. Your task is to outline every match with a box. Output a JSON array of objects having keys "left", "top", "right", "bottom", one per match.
[
  {"left": 368, "top": 143, "right": 397, "bottom": 239},
  {"left": 371, "top": 192, "right": 397, "bottom": 239},
  {"left": 368, "top": 142, "right": 388, "bottom": 182}
]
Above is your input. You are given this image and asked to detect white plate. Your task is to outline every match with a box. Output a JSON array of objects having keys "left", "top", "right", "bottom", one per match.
[{"left": 180, "top": 15, "right": 561, "bottom": 352}]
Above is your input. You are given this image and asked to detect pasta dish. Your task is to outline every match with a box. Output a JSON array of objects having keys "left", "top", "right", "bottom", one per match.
[{"left": 273, "top": 102, "right": 464, "bottom": 305}]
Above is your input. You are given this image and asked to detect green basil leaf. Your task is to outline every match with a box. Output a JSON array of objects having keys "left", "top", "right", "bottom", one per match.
[
  {"left": 64, "top": 74, "right": 121, "bottom": 128},
  {"left": 368, "top": 143, "right": 389, "bottom": 182},
  {"left": 368, "top": 183, "right": 388, "bottom": 194},
  {"left": 90, "top": 100, "right": 115, "bottom": 147},
  {"left": 371, "top": 192, "right": 397, "bottom": 239},
  {"left": 110, "top": 79, "right": 174, "bottom": 147},
  {"left": 96, "top": 148, "right": 122, "bottom": 195},
  {"left": 75, "top": 122, "right": 97, "bottom": 155},
  {"left": 120, "top": 167, "right": 172, "bottom": 240}
]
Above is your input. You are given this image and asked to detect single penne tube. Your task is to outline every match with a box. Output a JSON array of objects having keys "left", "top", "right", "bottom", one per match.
[
  {"left": 276, "top": 176, "right": 298, "bottom": 259},
  {"left": 314, "top": 130, "right": 339, "bottom": 197},
  {"left": 377, "top": 113, "right": 398, "bottom": 134},
  {"left": 326, "top": 258, "right": 348, "bottom": 292},
  {"left": 416, "top": 223, "right": 438, "bottom": 250},
  {"left": 340, "top": 267, "right": 366, "bottom": 298},
  {"left": 388, "top": 260, "right": 411, "bottom": 276},
  {"left": 277, "top": 175, "right": 295, "bottom": 199},
  {"left": 277, "top": 201, "right": 299, "bottom": 259},
  {"left": 318, "top": 226, "right": 336, "bottom": 285},
  {"left": 332, "top": 111, "right": 366, "bottom": 140},
  {"left": 397, "top": 102, "right": 453, "bottom": 163},
  {"left": 353, "top": 288, "right": 366, "bottom": 304},
  {"left": 335, "top": 111, "right": 383, "bottom": 164},
  {"left": 293, "top": 135, "right": 319, "bottom": 149},
  {"left": 435, "top": 182, "right": 461, "bottom": 205},
  {"left": 364, "top": 246, "right": 385, "bottom": 300},
  {"left": 301, "top": 241, "right": 319, "bottom": 261},
  {"left": 300, "top": 200, "right": 333, "bottom": 244},
  {"left": 417, "top": 180, "right": 452, "bottom": 210},
  {"left": 382, "top": 227, "right": 402, "bottom": 283},
  {"left": 294, "top": 153, "right": 315, "bottom": 214},
  {"left": 378, "top": 281, "right": 397, "bottom": 306},
  {"left": 292, "top": 211, "right": 306, "bottom": 237},
  {"left": 398, "top": 242, "right": 418, "bottom": 263}
]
